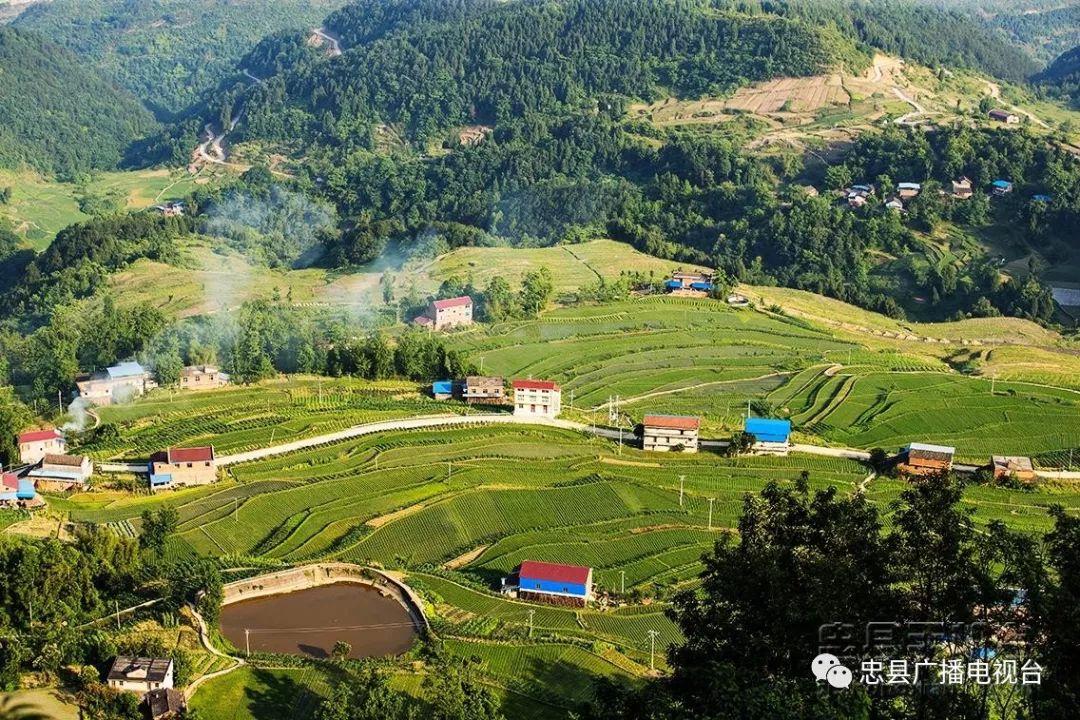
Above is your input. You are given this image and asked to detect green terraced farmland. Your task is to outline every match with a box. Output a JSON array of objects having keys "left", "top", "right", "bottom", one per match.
[{"left": 80, "top": 377, "right": 473, "bottom": 460}]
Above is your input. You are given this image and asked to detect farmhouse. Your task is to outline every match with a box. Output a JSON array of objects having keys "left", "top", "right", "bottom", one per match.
[
  {"left": 991, "top": 180, "right": 1013, "bottom": 196},
  {"left": 76, "top": 361, "right": 155, "bottom": 406},
  {"left": 666, "top": 270, "right": 715, "bottom": 291},
  {"left": 148, "top": 446, "right": 217, "bottom": 488},
  {"left": 952, "top": 177, "right": 973, "bottom": 199},
  {"left": 642, "top": 414, "right": 700, "bottom": 453},
  {"left": 144, "top": 688, "right": 186, "bottom": 720},
  {"left": 413, "top": 296, "right": 474, "bottom": 331},
  {"left": 0, "top": 473, "right": 36, "bottom": 506},
  {"left": 179, "top": 365, "right": 229, "bottom": 391},
  {"left": 744, "top": 417, "right": 792, "bottom": 455},
  {"left": 153, "top": 201, "right": 185, "bottom": 217},
  {"left": 432, "top": 380, "right": 454, "bottom": 400},
  {"left": 847, "top": 193, "right": 868, "bottom": 209},
  {"left": 897, "top": 182, "right": 921, "bottom": 199},
  {"left": 885, "top": 197, "right": 904, "bottom": 212},
  {"left": 991, "top": 456, "right": 1036, "bottom": 483},
  {"left": 17, "top": 428, "right": 65, "bottom": 464},
  {"left": 988, "top": 109, "right": 1020, "bottom": 124},
  {"left": 107, "top": 656, "right": 174, "bottom": 696},
  {"left": 898, "top": 442, "right": 955, "bottom": 475},
  {"left": 463, "top": 376, "right": 504, "bottom": 404},
  {"left": 507, "top": 560, "right": 594, "bottom": 607},
  {"left": 28, "top": 453, "right": 92, "bottom": 490},
  {"left": 512, "top": 379, "right": 561, "bottom": 418}
]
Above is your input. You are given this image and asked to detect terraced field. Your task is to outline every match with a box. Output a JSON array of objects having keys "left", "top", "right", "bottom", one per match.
[
  {"left": 82, "top": 377, "right": 473, "bottom": 460},
  {"left": 446, "top": 297, "right": 1080, "bottom": 462}
]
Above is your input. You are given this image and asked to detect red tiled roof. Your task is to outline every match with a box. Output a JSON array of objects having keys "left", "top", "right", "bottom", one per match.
[
  {"left": 512, "top": 379, "right": 560, "bottom": 391},
  {"left": 519, "top": 560, "right": 591, "bottom": 585},
  {"left": 643, "top": 414, "right": 700, "bottom": 431},
  {"left": 18, "top": 429, "right": 63, "bottom": 444},
  {"left": 432, "top": 296, "right": 472, "bottom": 310},
  {"left": 167, "top": 446, "right": 214, "bottom": 463},
  {"left": 1, "top": 473, "right": 17, "bottom": 491}
]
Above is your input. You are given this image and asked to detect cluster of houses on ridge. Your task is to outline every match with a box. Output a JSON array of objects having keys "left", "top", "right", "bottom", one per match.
[
  {"left": 841, "top": 176, "right": 1041, "bottom": 213},
  {"left": 75, "top": 362, "right": 229, "bottom": 407}
]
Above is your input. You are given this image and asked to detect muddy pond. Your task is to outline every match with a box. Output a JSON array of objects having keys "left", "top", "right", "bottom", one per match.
[{"left": 219, "top": 583, "right": 418, "bottom": 659}]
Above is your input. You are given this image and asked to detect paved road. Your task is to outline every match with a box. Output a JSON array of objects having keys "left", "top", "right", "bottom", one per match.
[{"left": 101, "top": 412, "right": 1074, "bottom": 480}]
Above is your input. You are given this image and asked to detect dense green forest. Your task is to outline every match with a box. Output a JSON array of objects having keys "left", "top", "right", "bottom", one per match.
[
  {"left": 233, "top": 0, "right": 850, "bottom": 146},
  {"left": 12, "top": 0, "right": 348, "bottom": 117},
  {"left": 767, "top": 0, "right": 1039, "bottom": 83},
  {"left": 0, "top": 26, "right": 157, "bottom": 178},
  {"left": 1036, "top": 46, "right": 1080, "bottom": 109}
]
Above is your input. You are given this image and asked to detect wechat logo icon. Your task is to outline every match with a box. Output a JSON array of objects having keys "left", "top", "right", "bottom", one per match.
[{"left": 812, "top": 653, "right": 853, "bottom": 689}]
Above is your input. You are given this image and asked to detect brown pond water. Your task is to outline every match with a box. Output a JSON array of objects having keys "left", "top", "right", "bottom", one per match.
[{"left": 219, "top": 583, "right": 418, "bottom": 659}]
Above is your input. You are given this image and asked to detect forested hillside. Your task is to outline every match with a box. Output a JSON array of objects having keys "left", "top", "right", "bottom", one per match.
[
  {"left": 1036, "top": 46, "right": 1080, "bottom": 108},
  {"left": 236, "top": 0, "right": 851, "bottom": 146},
  {"left": 0, "top": 26, "right": 157, "bottom": 178},
  {"left": 12, "top": 0, "right": 348, "bottom": 116},
  {"left": 769, "top": 0, "right": 1039, "bottom": 83}
]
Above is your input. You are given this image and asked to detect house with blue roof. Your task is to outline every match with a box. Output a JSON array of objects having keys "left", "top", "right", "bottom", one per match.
[
  {"left": 0, "top": 473, "right": 37, "bottom": 506},
  {"left": 76, "top": 361, "right": 156, "bottom": 406},
  {"left": 432, "top": 380, "right": 454, "bottom": 400},
  {"left": 744, "top": 417, "right": 792, "bottom": 455},
  {"left": 666, "top": 270, "right": 715, "bottom": 295},
  {"left": 991, "top": 180, "right": 1013, "bottom": 196}
]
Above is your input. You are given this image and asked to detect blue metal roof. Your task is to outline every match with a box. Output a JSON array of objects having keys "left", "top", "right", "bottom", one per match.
[
  {"left": 0, "top": 491, "right": 15, "bottom": 502},
  {"left": 992, "top": 180, "right": 1012, "bottom": 188},
  {"left": 1032, "top": 194, "right": 1052, "bottom": 203},
  {"left": 897, "top": 182, "right": 921, "bottom": 190},
  {"left": 149, "top": 473, "right": 173, "bottom": 486},
  {"left": 689, "top": 281, "right": 713, "bottom": 290},
  {"left": 432, "top": 380, "right": 453, "bottom": 394},
  {"left": 16, "top": 479, "right": 35, "bottom": 500},
  {"left": 107, "top": 361, "right": 147, "bottom": 379},
  {"left": 665, "top": 280, "right": 682, "bottom": 289},
  {"left": 744, "top": 417, "right": 791, "bottom": 443}
]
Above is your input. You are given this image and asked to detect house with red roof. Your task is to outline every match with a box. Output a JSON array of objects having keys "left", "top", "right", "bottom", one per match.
[
  {"left": 148, "top": 446, "right": 217, "bottom": 488},
  {"left": 17, "top": 428, "right": 66, "bottom": 464},
  {"left": 642, "top": 414, "right": 700, "bottom": 453},
  {"left": 412, "top": 295, "right": 474, "bottom": 331},
  {"left": 511, "top": 379, "right": 561, "bottom": 418},
  {"left": 506, "top": 560, "right": 593, "bottom": 607}
]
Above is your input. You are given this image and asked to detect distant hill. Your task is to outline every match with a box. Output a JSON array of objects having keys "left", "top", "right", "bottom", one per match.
[
  {"left": 12, "top": 0, "right": 348, "bottom": 117},
  {"left": 1035, "top": 45, "right": 1080, "bottom": 108},
  {"left": 0, "top": 26, "right": 156, "bottom": 178}
]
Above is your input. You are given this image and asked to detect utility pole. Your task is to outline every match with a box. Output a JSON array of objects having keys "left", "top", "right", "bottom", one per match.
[
  {"left": 234, "top": 498, "right": 238, "bottom": 522},
  {"left": 58, "top": 390, "right": 63, "bottom": 412},
  {"left": 679, "top": 475, "right": 685, "bottom": 508},
  {"left": 447, "top": 461, "right": 452, "bottom": 482},
  {"left": 528, "top": 609, "right": 535, "bottom": 637},
  {"left": 479, "top": 356, "right": 485, "bottom": 373},
  {"left": 618, "top": 423, "right": 623, "bottom": 456},
  {"left": 707, "top": 497, "right": 716, "bottom": 530},
  {"left": 620, "top": 570, "right": 626, "bottom": 595},
  {"left": 115, "top": 600, "right": 121, "bottom": 630},
  {"left": 647, "top": 630, "right": 660, "bottom": 671},
  {"left": 746, "top": 398, "right": 751, "bottom": 418},
  {"left": 245, "top": 629, "right": 250, "bottom": 657}
]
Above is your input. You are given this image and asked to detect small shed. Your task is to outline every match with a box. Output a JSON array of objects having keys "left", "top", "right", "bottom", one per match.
[
  {"left": 744, "top": 418, "right": 791, "bottom": 444},
  {"left": 991, "top": 456, "right": 1036, "bottom": 483},
  {"left": 432, "top": 380, "right": 454, "bottom": 400},
  {"left": 899, "top": 442, "right": 955, "bottom": 475}
]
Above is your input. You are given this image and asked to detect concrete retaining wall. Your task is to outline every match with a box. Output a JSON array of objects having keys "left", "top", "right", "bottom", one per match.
[{"left": 222, "top": 563, "right": 429, "bottom": 632}]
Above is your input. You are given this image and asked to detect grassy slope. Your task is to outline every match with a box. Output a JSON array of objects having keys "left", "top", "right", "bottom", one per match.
[{"left": 0, "top": 167, "right": 229, "bottom": 250}]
